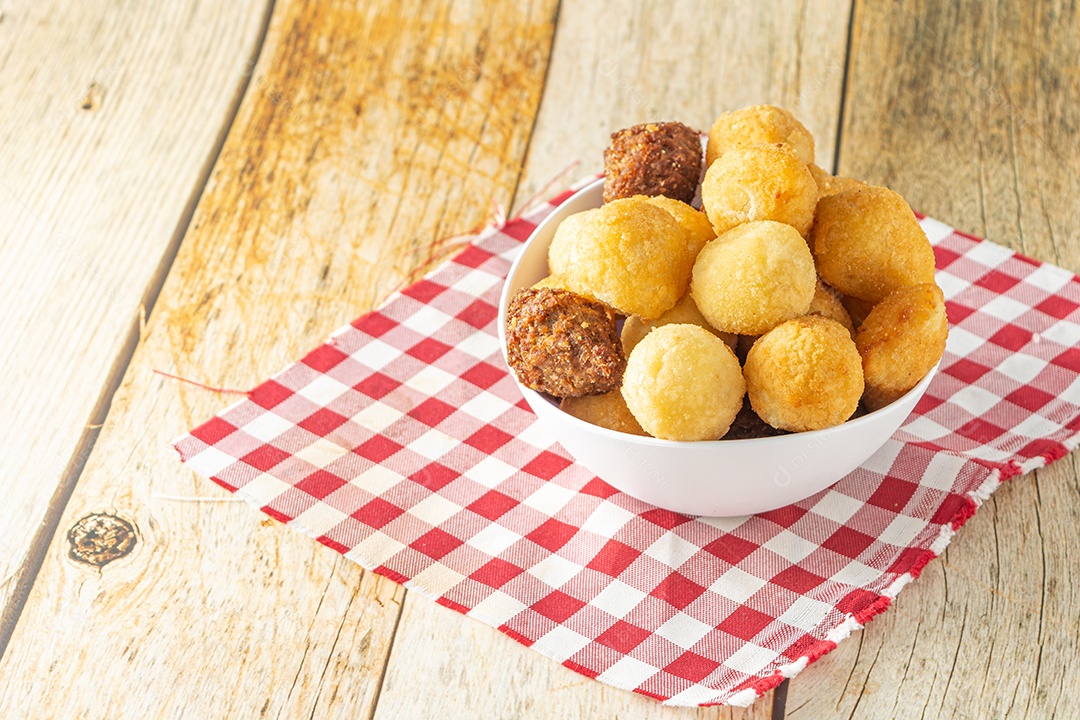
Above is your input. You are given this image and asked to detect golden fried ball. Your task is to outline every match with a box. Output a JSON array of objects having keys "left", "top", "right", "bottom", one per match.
[
  {"left": 705, "top": 104, "right": 815, "bottom": 167},
  {"left": 745, "top": 316, "right": 864, "bottom": 432},
  {"left": 807, "top": 279, "right": 855, "bottom": 337},
  {"left": 562, "top": 197, "right": 693, "bottom": 320},
  {"left": 643, "top": 195, "right": 716, "bottom": 258},
  {"left": 856, "top": 283, "right": 948, "bottom": 411},
  {"left": 691, "top": 220, "right": 816, "bottom": 335},
  {"left": 701, "top": 143, "right": 819, "bottom": 237},
  {"left": 810, "top": 186, "right": 937, "bottom": 303},
  {"left": 560, "top": 391, "right": 648, "bottom": 436},
  {"left": 808, "top": 164, "right": 867, "bottom": 198},
  {"left": 548, "top": 208, "right": 602, "bottom": 277},
  {"left": 621, "top": 324, "right": 745, "bottom": 441},
  {"left": 621, "top": 291, "right": 738, "bottom": 354}
]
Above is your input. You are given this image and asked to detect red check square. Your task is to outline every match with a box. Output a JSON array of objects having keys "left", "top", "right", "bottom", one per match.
[
  {"left": 717, "top": 606, "right": 773, "bottom": 642},
  {"left": 412, "top": 528, "right": 464, "bottom": 560},
  {"left": 595, "top": 620, "right": 651, "bottom": 653},
  {"left": 665, "top": 651, "right": 720, "bottom": 683},
  {"left": 532, "top": 590, "right": 585, "bottom": 624},
  {"left": 650, "top": 573, "right": 707, "bottom": 611}
]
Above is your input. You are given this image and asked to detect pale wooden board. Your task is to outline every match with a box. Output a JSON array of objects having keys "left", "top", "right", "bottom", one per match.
[
  {"left": 786, "top": 0, "right": 1080, "bottom": 717},
  {"left": 514, "top": 0, "right": 851, "bottom": 208},
  {"left": 0, "top": 0, "right": 557, "bottom": 717},
  {"left": 373, "top": 1, "right": 851, "bottom": 716},
  {"left": 0, "top": 0, "right": 271, "bottom": 617}
]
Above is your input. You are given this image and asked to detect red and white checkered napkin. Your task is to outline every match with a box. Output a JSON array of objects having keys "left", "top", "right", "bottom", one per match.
[{"left": 174, "top": 177, "right": 1080, "bottom": 707}]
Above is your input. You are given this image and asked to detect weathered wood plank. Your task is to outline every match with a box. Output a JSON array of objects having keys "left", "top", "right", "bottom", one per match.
[
  {"left": 0, "top": 0, "right": 271, "bottom": 625},
  {"left": 787, "top": 0, "right": 1080, "bottom": 717},
  {"left": 374, "top": 1, "right": 851, "bottom": 716},
  {"left": 0, "top": 1, "right": 557, "bottom": 717}
]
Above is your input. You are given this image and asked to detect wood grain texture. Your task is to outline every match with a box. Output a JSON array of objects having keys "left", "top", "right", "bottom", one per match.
[
  {"left": 0, "top": 0, "right": 556, "bottom": 717},
  {"left": 787, "top": 0, "right": 1080, "bottom": 717},
  {"left": 374, "top": 1, "right": 850, "bottom": 716},
  {"left": 0, "top": 0, "right": 270, "bottom": 620},
  {"left": 514, "top": 0, "right": 853, "bottom": 208}
]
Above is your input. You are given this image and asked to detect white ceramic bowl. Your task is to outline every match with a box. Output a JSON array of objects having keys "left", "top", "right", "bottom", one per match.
[{"left": 498, "top": 179, "right": 938, "bottom": 516}]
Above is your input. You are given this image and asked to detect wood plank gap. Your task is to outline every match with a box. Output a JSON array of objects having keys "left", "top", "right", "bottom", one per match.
[
  {"left": 771, "top": 679, "right": 789, "bottom": 720},
  {"left": 506, "top": 0, "right": 564, "bottom": 215},
  {"left": 0, "top": 0, "right": 279, "bottom": 662},
  {"left": 831, "top": 0, "right": 858, "bottom": 175},
  {"left": 364, "top": 577, "right": 407, "bottom": 720}
]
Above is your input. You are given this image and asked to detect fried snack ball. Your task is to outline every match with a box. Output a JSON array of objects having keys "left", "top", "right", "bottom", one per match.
[
  {"left": 745, "top": 316, "right": 864, "bottom": 432},
  {"left": 807, "top": 279, "right": 855, "bottom": 337},
  {"left": 701, "top": 143, "right": 819, "bottom": 237},
  {"left": 810, "top": 186, "right": 937, "bottom": 303},
  {"left": 856, "top": 283, "right": 948, "bottom": 411},
  {"left": 603, "top": 122, "right": 703, "bottom": 205},
  {"left": 808, "top": 164, "right": 866, "bottom": 198},
  {"left": 621, "top": 291, "right": 738, "bottom": 354},
  {"left": 621, "top": 324, "right": 745, "bottom": 441},
  {"left": 723, "top": 399, "right": 788, "bottom": 440},
  {"left": 560, "top": 391, "right": 648, "bottom": 436},
  {"left": 548, "top": 208, "right": 599, "bottom": 277},
  {"left": 643, "top": 195, "right": 716, "bottom": 258},
  {"left": 691, "top": 220, "right": 816, "bottom": 335},
  {"left": 505, "top": 287, "right": 625, "bottom": 398},
  {"left": 532, "top": 274, "right": 571, "bottom": 292},
  {"left": 563, "top": 196, "right": 693, "bottom": 320},
  {"left": 705, "top": 104, "right": 815, "bottom": 167}
]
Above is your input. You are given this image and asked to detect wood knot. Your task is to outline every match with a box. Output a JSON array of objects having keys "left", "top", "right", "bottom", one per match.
[
  {"left": 67, "top": 513, "right": 137, "bottom": 567},
  {"left": 81, "top": 81, "right": 105, "bottom": 111}
]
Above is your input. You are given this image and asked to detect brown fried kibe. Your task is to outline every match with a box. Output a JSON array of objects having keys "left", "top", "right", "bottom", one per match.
[
  {"left": 505, "top": 287, "right": 625, "bottom": 398},
  {"left": 603, "top": 122, "right": 703, "bottom": 205}
]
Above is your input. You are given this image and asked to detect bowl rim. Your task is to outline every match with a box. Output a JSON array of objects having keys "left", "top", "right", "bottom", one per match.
[{"left": 498, "top": 177, "right": 939, "bottom": 449}]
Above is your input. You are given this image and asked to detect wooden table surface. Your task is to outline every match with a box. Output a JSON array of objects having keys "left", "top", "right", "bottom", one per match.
[{"left": 2, "top": 0, "right": 1077, "bottom": 717}]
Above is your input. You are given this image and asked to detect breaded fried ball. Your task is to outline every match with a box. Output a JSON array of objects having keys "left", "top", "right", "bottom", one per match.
[
  {"left": 691, "top": 220, "right": 816, "bottom": 335},
  {"left": 643, "top": 195, "right": 716, "bottom": 258},
  {"left": 811, "top": 186, "right": 937, "bottom": 303},
  {"left": 548, "top": 209, "right": 598, "bottom": 277},
  {"left": 621, "top": 324, "right": 745, "bottom": 441},
  {"left": 745, "top": 316, "right": 864, "bottom": 432},
  {"left": 560, "top": 391, "right": 648, "bottom": 436},
  {"left": 808, "top": 164, "right": 867, "bottom": 198},
  {"left": 563, "top": 196, "right": 693, "bottom": 320},
  {"left": 807, "top": 279, "right": 855, "bottom": 337},
  {"left": 505, "top": 287, "right": 625, "bottom": 398},
  {"left": 705, "top": 105, "right": 815, "bottom": 167},
  {"left": 621, "top": 292, "right": 738, "bottom": 354},
  {"left": 701, "top": 143, "right": 819, "bottom": 237},
  {"left": 856, "top": 283, "right": 948, "bottom": 411},
  {"left": 603, "top": 122, "right": 703, "bottom": 205}
]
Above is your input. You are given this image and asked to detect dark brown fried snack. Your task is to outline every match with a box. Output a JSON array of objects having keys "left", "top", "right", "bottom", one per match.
[
  {"left": 722, "top": 399, "right": 789, "bottom": 440},
  {"left": 505, "top": 287, "right": 626, "bottom": 398},
  {"left": 603, "top": 122, "right": 703, "bottom": 205}
]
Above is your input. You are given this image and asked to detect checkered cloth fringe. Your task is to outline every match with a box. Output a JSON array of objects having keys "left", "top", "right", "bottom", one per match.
[{"left": 174, "top": 176, "right": 1080, "bottom": 707}]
